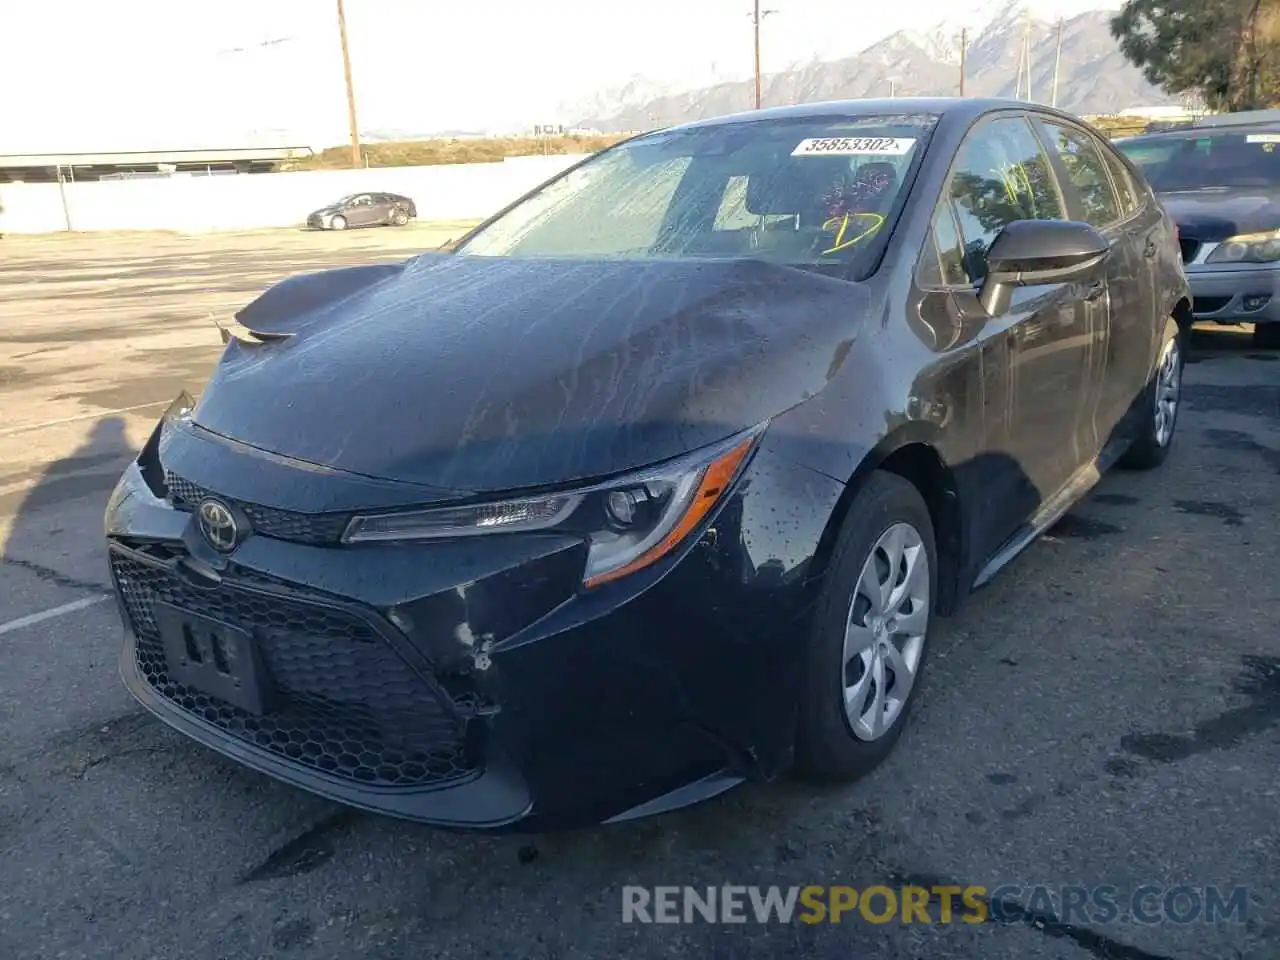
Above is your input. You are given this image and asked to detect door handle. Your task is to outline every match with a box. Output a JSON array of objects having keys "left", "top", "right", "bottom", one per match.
[
  {"left": 1083, "top": 280, "right": 1105, "bottom": 302},
  {"left": 1143, "top": 237, "right": 1158, "bottom": 258}
]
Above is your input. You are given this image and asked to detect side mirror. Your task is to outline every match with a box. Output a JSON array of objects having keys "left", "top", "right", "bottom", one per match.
[{"left": 978, "top": 219, "right": 1109, "bottom": 316}]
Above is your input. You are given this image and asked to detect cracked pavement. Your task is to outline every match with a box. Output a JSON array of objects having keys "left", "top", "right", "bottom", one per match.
[{"left": 1, "top": 228, "right": 1277, "bottom": 960}]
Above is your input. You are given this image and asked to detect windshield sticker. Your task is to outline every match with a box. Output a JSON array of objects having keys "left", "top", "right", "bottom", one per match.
[
  {"left": 792, "top": 137, "right": 916, "bottom": 157},
  {"left": 1247, "top": 133, "right": 1280, "bottom": 143}
]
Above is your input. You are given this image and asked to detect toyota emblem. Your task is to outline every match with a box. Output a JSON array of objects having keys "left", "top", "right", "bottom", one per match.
[{"left": 197, "top": 499, "right": 241, "bottom": 553}]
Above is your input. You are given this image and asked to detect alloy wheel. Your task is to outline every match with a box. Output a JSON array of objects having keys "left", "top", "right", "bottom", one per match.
[
  {"left": 1153, "top": 336, "right": 1181, "bottom": 447},
  {"left": 841, "top": 522, "right": 930, "bottom": 742}
]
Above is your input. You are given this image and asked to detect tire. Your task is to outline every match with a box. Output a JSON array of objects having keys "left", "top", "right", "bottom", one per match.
[
  {"left": 391, "top": 208, "right": 409, "bottom": 226},
  {"left": 329, "top": 215, "right": 347, "bottom": 231},
  {"left": 1253, "top": 323, "right": 1280, "bottom": 349},
  {"left": 795, "top": 471, "right": 936, "bottom": 782},
  {"left": 1119, "top": 318, "right": 1183, "bottom": 470}
]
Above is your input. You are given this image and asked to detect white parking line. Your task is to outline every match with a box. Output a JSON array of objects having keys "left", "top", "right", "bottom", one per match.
[
  {"left": 0, "top": 595, "right": 110, "bottom": 637},
  {"left": 0, "top": 402, "right": 169, "bottom": 436}
]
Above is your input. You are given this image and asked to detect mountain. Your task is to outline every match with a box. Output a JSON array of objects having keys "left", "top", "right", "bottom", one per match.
[{"left": 570, "top": 3, "right": 1178, "bottom": 131}]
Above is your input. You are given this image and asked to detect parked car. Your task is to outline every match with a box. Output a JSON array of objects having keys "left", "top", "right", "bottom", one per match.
[
  {"left": 306, "top": 192, "right": 417, "bottom": 230},
  {"left": 1116, "top": 108, "right": 1280, "bottom": 348},
  {"left": 106, "top": 97, "right": 1188, "bottom": 831}
]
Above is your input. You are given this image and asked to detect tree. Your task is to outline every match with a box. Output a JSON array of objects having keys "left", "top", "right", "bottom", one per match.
[{"left": 1111, "top": 0, "right": 1280, "bottom": 111}]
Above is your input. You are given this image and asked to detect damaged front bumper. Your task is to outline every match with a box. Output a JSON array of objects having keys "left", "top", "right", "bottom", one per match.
[{"left": 103, "top": 413, "right": 837, "bottom": 830}]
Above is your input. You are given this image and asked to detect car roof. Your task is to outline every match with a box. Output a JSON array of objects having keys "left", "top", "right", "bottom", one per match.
[
  {"left": 1191, "top": 108, "right": 1280, "bottom": 128},
  {"left": 662, "top": 97, "right": 1091, "bottom": 133},
  {"left": 1120, "top": 112, "right": 1280, "bottom": 143}
]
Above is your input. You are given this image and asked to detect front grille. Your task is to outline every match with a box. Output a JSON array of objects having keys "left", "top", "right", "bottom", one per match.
[
  {"left": 166, "top": 472, "right": 350, "bottom": 546},
  {"left": 1179, "top": 237, "right": 1202, "bottom": 263},
  {"left": 111, "top": 550, "right": 475, "bottom": 788}
]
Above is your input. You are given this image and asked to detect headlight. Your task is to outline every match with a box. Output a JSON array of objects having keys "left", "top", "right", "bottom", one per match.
[
  {"left": 341, "top": 427, "right": 764, "bottom": 588},
  {"left": 1205, "top": 231, "right": 1280, "bottom": 264}
]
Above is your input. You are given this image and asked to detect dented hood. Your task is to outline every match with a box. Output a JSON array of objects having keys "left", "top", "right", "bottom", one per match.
[{"left": 192, "top": 253, "right": 870, "bottom": 493}]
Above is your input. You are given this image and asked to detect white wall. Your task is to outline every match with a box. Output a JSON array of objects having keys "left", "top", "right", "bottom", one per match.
[{"left": 0, "top": 155, "right": 587, "bottom": 234}]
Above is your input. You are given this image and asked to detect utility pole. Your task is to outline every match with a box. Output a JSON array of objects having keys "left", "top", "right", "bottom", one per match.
[
  {"left": 1051, "top": 16, "right": 1063, "bottom": 108},
  {"left": 753, "top": 0, "right": 762, "bottom": 108},
  {"left": 336, "top": 0, "right": 362, "bottom": 167},
  {"left": 959, "top": 28, "right": 967, "bottom": 96},
  {"left": 1023, "top": 17, "right": 1033, "bottom": 102},
  {"left": 1014, "top": 33, "right": 1023, "bottom": 98},
  {"left": 750, "top": 1, "right": 776, "bottom": 109}
]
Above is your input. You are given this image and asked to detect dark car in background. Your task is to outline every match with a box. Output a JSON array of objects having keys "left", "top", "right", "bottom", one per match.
[
  {"left": 106, "top": 98, "right": 1188, "bottom": 831},
  {"left": 306, "top": 191, "right": 417, "bottom": 230},
  {"left": 1116, "top": 109, "right": 1280, "bottom": 348}
]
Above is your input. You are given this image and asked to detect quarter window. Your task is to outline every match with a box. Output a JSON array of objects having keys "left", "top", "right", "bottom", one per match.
[
  {"left": 1040, "top": 122, "right": 1122, "bottom": 227},
  {"left": 941, "top": 116, "right": 1066, "bottom": 284},
  {"left": 920, "top": 203, "right": 971, "bottom": 287}
]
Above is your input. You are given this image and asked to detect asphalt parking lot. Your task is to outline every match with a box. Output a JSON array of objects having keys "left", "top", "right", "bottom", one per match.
[{"left": 1, "top": 227, "right": 1278, "bottom": 960}]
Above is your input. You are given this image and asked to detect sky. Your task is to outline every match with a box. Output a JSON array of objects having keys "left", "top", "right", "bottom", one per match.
[{"left": 0, "top": 0, "right": 1119, "bottom": 153}]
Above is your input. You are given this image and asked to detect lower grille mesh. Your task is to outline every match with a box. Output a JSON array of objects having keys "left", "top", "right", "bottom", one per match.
[{"left": 111, "top": 551, "right": 474, "bottom": 788}]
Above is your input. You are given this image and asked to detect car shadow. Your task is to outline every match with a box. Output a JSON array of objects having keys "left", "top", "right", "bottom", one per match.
[{"left": 1, "top": 416, "right": 136, "bottom": 571}]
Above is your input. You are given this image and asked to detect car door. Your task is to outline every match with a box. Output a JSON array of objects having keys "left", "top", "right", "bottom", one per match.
[
  {"left": 370, "top": 194, "right": 394, "bottom": 223},
  {"left": 346, "top": 194, "right": 375, "bottom": 225},
  {"left": 1099, "top": 138, "right": 1168, "bottom": 421},
  {"left": 1033, "top": 118, "right": 1145, "bottom": 454},
  {"left": 939, "top": 114, "right": 1102, "bottom": 542},
  {"left": 914, "top": 200, "right": 1026, "bottom": 567}
]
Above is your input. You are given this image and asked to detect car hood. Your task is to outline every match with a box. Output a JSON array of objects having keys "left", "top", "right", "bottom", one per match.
[
  {"left": 310, "top": 205, "right": 341, "bottom": 217},
  {"left": 191, "top": 254, "right": 871, "bottom": 494},
  {"left": 1158, "top": 188, "right": 1280, "bottom": 241}
]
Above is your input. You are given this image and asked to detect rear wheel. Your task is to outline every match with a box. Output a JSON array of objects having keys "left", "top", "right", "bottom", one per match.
[
  {"left": 1119, "top": 319, "right": 1183, "bottom": 470},
  {"left": 329, "top": 215, "right": 348, "bottom": 231},
  {"left": 795, "top": 471, "right": 935, "bottom": 782},
  {"left": 1253, "top": 323, "right": 1280, "bottom": 349}
]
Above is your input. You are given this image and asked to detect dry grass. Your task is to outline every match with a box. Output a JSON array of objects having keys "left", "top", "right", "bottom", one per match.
[
  {"left": 1087, "top": 115, "right": 1165, "bottom": 138},
  {"left": 287, "top": 134, "right": 634, "bottom": 170}
]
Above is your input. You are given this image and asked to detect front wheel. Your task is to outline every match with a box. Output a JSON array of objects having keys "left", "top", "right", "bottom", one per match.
[
  {"left": 795, "top": 471, "right": 936, "bottom": 782},
  {"left": 391, "top": 208, "right": 409, "bottom": 226},
  {"left": 1119, "top": 319, "right": 1183, "bottom": 470},
  {"left": 329, "top": 215, "right": 348, "bottom": 231}
]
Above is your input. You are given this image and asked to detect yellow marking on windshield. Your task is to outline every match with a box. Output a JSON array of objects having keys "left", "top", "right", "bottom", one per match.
[{"left": 821, "top": 212, "right": 886, "bottom": 255}]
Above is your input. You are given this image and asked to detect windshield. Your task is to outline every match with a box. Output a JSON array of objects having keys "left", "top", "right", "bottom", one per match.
[
  {"left": 1116, "top": 128, "right": 1280, "bottom": 191},
  {"left": 455, "top": 114, "right": 939, "bottom": 278}
]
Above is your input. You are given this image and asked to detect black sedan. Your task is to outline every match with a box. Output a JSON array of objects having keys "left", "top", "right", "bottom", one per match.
[
  {"left": 305, "top": 191, "right": 417, "bottom": 230},
  {"left": 106, "top": 98, "right": 1189, "bottom": 831}
]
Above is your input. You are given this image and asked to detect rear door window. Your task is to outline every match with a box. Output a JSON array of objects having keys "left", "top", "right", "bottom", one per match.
[{"left": 1097, "top": 142, "right": 1143, "bottom": 218}]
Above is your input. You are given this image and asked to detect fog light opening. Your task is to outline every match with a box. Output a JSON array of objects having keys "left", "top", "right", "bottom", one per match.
[{"left": 1242, "top": 295, "right": 1271, "bottom": 313}]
